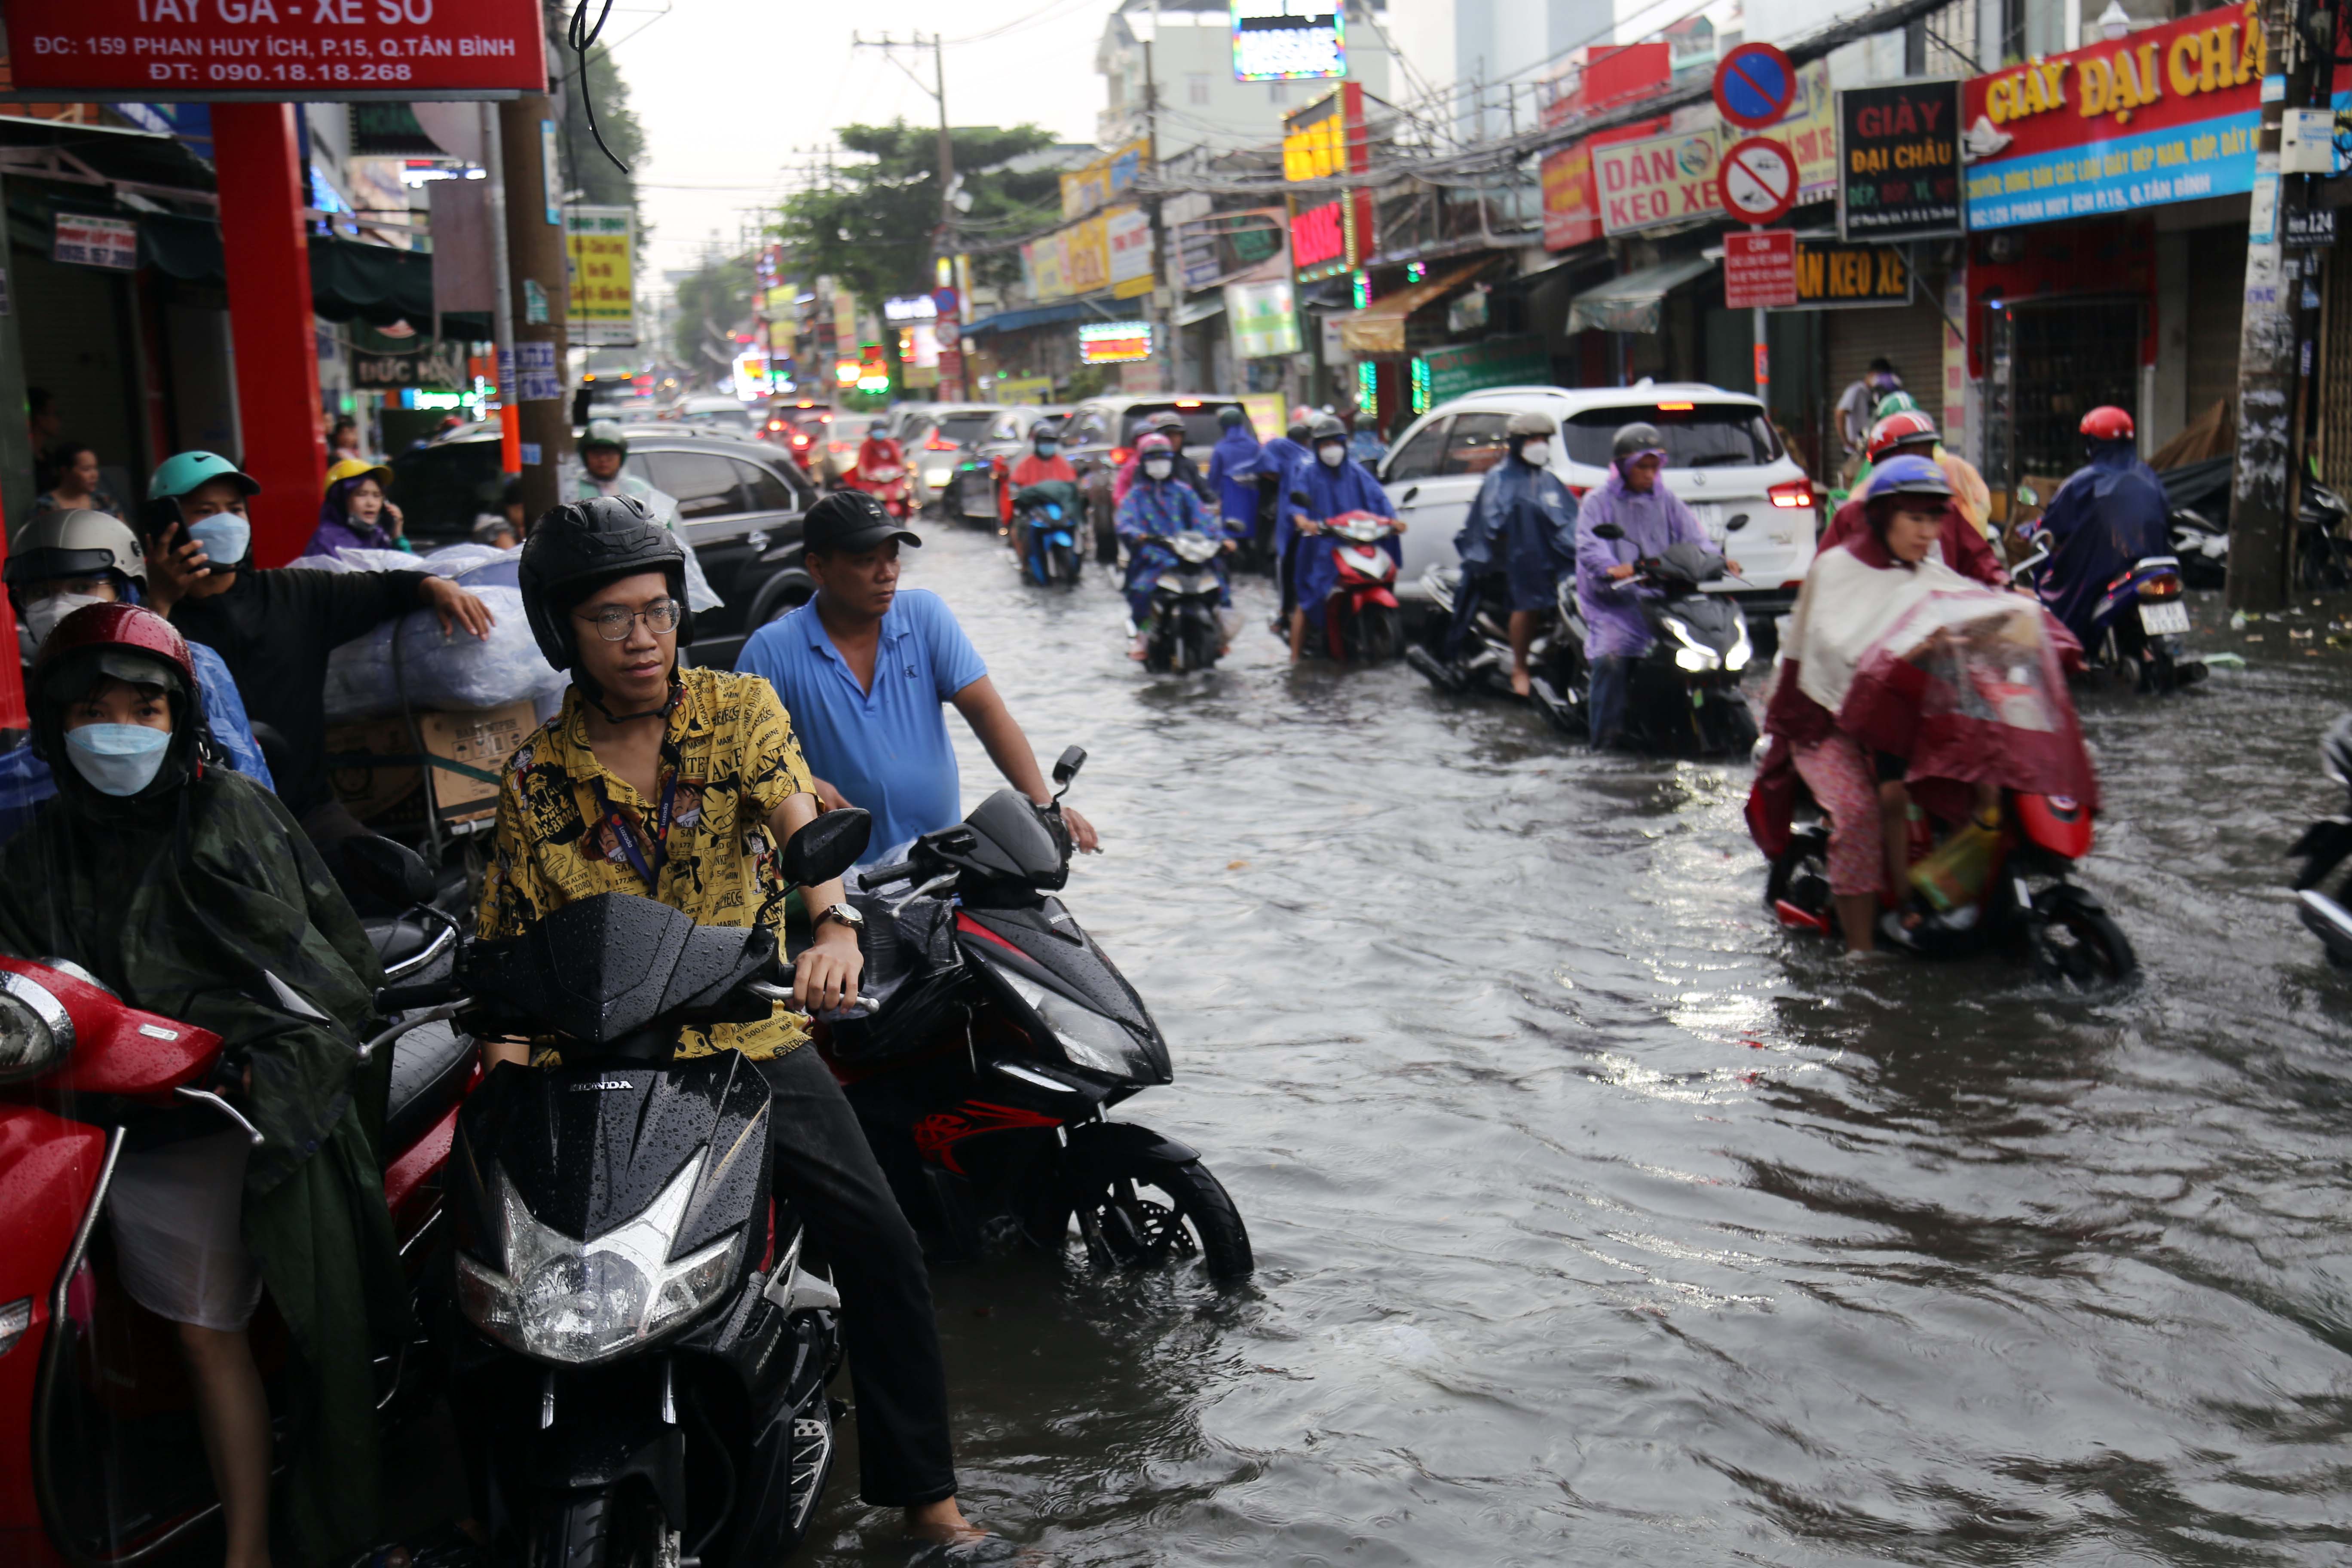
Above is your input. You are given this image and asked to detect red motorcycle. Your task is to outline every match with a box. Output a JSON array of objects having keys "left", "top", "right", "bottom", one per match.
[
  {"left": 846, "top": 440, "right": 912, "bottom": 521},
  {"left": 1317, "top": 509, "right": 1404, "bottom": 663},
  {"left": 0, "top": 901, "right": 474, "bottom": 1566}
]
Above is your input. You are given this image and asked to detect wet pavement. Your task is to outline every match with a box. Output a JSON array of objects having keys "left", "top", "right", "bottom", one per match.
[{"left": 790, "top": 519, "right": 2352, "bottom": 1565}]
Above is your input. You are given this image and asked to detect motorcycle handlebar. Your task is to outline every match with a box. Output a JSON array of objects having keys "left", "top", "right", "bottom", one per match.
[
  {"left": 859, "top": 860, "right": 918, "bottom": 889},
  {"left": 377, "top": 981, "right": 463, "bottom": 1012}
]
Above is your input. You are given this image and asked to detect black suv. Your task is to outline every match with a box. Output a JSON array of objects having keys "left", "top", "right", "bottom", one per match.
[{"left": 389, "top": 425, "right": 819, "bottom": 670}]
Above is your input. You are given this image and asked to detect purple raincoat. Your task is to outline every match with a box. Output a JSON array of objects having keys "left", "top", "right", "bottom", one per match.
[{"left": 1573, "top": 466, "right": 1711, "bottom": 658}]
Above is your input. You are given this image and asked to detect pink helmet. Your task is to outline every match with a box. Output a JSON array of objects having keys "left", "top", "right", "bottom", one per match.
[{"left": 1136, "top": 433, "right": 1175, "bottom": 456}]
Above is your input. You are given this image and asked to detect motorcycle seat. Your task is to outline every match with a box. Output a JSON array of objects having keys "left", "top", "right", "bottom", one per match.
[{"left": 385, "top": 1017, "right": 476, "bottom": 1152}]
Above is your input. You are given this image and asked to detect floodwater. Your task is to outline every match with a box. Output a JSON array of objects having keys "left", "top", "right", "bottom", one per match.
[{"left": 802, "top": 521, "right": 2352, "bottom": 1565}]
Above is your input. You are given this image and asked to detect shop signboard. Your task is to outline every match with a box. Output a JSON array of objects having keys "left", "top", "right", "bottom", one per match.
[
  {"left": 1107, "top": 205, "right": 1155, "bottom": 298},
  {"left": 1060, "top": 140, "right": 1148, "bottom": 221},
  {"left": 1836, "top": 80, "right": 1962, "bottom": 240},
  {"left": 1173, "top": 208, "right": 1287, "bottom": 289},
  {"left": 53, "top": 213, "right": 136, "bottom": 270},
  {"left": 1022, "top": 233, "right": 1069, "bottom": 302},
  {"left": 1063, "top": 214, "right": 1111, "bottom": 297},
  {"left": 1226, "top": 278, "right": 1300, "bottom": 359},
  {"left": 4, "top": 0, "right": 548, "bottom": 97},
  {"left": 2285, "top": 206, "right": 2337, "bottom": 247},
  {"left": 1078, "top": 321, "right": 1152, "bottom": 365},
  {"left": 1591, "top": 110, "right": 1721, "bottom": 235},
  {"left": 1961, "top": 3, "right": 2267, "bottom": 231},
  {"left": 1540, "top": 141, "right": 1600, "bottom": 251},
  {"left": 354, "top": 338, "right": 469, "bottom": 392},
  {"left": 563, "top": 205, "right": 635, "bottom": 347},
  {"left": 1415, "top": 336, "right": 1550, "bottom": 405},
  {"left": 1724, "top": 229, "right": 1798, "bottom": 309},
  {"left": 995, "top": 374, "right": 1055, "bottom": 404},
  {"left": 1776, "top": 60, "right": 1839, "bottom": 201},
  {"left": 1784, "top": 240, "right": 1912, "bottom": 309},
  {"left": 1230, "top": 0, "right": 1346, "bottom": 82},
  {"left": 1286, "top": 86, "right": 1374, "bottom": 282}
]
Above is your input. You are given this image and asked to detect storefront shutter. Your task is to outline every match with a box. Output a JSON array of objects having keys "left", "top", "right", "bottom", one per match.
[
  {"left": 2184, "top": 225, "right": 2247, "bottom": 442},
  {"left": 1825, "top": 291, "right": 1948, "bottom": 433}
]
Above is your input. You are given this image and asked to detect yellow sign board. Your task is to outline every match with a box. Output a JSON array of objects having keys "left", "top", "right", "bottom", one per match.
[{"left": 563, "top": 205, "right": 635, "bottom": 346}]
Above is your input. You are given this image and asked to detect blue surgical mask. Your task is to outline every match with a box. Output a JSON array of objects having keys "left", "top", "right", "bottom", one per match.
[
  {"left": 185, "top": 514, "right": 251, "bottom": 568},
  {"left": 1035, "top": 440, "right": 1060, "bottom": 457},
  {"left": 64, "top": 723, "right": 170, "bottom": 797}
]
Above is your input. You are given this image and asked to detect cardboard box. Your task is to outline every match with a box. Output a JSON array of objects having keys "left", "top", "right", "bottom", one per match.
[{"left": 325, "top": 700, "right": 537, "bottom": 828}]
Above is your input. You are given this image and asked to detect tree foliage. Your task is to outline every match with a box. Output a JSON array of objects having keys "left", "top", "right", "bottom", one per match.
[
  {"left": 772, "top": 121, "right": 1062, "bottom": 310},
  {"left": 555, "top": 44, "right": 645, "bottom": 231},
  {"left": 669, "top": 257, "right": 753, "bottom": 372}
]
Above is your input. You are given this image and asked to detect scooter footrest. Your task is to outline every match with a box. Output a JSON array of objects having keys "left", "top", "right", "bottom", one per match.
[{"left": 1773, "top": 899, "right": 1830, "bottom": 932}]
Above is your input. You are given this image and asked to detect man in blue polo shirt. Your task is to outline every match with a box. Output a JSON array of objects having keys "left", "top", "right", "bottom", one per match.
[{"left": 738, "top": 491, "right": 1099, "bottom": 862}]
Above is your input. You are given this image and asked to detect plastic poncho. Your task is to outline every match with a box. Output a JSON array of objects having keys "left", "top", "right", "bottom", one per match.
[
  {"left": 2034, "top": 442, "right": 2169, "bottom": 645},
  {"left": 1207, "top": 425, "right": 1264, "bottom": 529},
  {"left": 1288, "top": 454, "right": 1396, "bottom": 631},
  {"left": 1116, "top": 476, "right": 1221, "bottom": 620},
  {"left": 0, "top": 756, "right": 406, "bottom": 1566},
  {"left": 1574, "top": 467, "right": 1711, "bottom": 659},
  {"left": 304, "top": 475, "right": 406, "bottom": 558},
  {"left": 1455, "top": 455, "right": 1580, "bottom": 614},
  {"left": 1349, "top": 431, "right": 1389, "bottom": 467}
]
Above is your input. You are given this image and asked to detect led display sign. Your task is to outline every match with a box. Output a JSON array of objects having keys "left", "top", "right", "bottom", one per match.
[{"left": 1231, "top": 0, "right": 1345, "bottom": 82}]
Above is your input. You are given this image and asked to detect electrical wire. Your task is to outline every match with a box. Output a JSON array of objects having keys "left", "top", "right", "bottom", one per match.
[{"left": 568, "top": 0, "right": 630, "bottom": 172}]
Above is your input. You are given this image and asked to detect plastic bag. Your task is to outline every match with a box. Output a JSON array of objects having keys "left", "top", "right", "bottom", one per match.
[
  {"left": 1909, "top": 809, "right": 2000, "bottom": 913},
  {"left": 321, "top": 583, "right": 566, "bottom": 722}
]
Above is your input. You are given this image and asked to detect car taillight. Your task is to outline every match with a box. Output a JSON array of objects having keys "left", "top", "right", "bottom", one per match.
[
  {"left": 1769, "top": 481, "right": 1814, "bottom": 509},
  {"left": 927, "top": 434, "right": 956, "bottom": 450},
  {"left": 1109, "top": 446, "right": 1131, "bottom": 467},
  {"left": 2140, "top": 572, "right": 2183, "bottom": 600}
]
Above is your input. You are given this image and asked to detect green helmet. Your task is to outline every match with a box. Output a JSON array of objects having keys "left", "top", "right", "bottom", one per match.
[
  {"left": 1873, "top": 390, "right": 1919, "bottom": 419},
  {"left": 580, "top": 419, "right": 629, "bottom": 456},
  {"left": 147, "top": 450, "right": 260, "bottom": 502}
]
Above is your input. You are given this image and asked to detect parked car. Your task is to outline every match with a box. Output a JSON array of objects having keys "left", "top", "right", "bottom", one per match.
[
  {"left": 946, "top": 405, "right": 1068, "bottom": 524},
  {"left": 389, "top": 427, "right": 820, "bottom": 669},
  {"left": 1057, "top": 395, "right": 1251, "bottom": 557},
  {"left": 1378, "top": 381, "right": 1816, "bottom": 623}
]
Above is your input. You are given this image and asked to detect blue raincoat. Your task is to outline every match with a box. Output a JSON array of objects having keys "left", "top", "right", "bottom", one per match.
[
  {"left": 1207, "top": 425, "right": 1264, "bottom": 530},
  {"left": 1456, "top": 456, "right": 1580, "bottom": 614},
  {"left": 1289, "top": 455, "right": 1396, "bottom": 632},
  {"left": 2034, "top": 441, "right": 2170, "bottom": 645},
  {"left": 1349, "top": 431, "right": 1389, "bottom": 467},
  {"left": 1574, "top": 467, "right": 1711, "bottom": 658},
  {"left": 1116, "top": 477, "right": 1225, "bottom": 622}
]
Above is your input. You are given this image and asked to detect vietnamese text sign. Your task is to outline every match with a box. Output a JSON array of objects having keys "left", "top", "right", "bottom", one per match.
[
  {"left": 1063, "top": 214, "right": 1110, "bottom": 297},
  {"left": 6, "top": 0, "right": 548, "bottom": 96},
  {"left": 1785, "top": 241, "right": 1911, "bottom": 309},
  {"left": 1724, "top": 229, "right": 1797, "bottom": 308},
  {"left": 1107, "top": 204, "right": 1155, "bottom": 298},
  {"left": 355, "top": 339, "right": 468, "bottom": 391},
  {"left": 1226, "top": 278, "right": 1300, "bottom": 360},
  {"left": 563, "top": 205, "right": 634, "bottom": 347},
  {"left": 515, "top": 340, "right": 561, "bottom": 402},
  {"left": 1060, "top": 141, "right": 1146, "bottom": 220},
  {"left": 1837, "top": 80, "right": 1962, "bottom": 240},
  {"left": 1593, "top": 118, "right": 1721, "bottom": 235},
  {"left": 1416, "top": 336, "right": 1549, "bottom": 404},
  {"left": 1540, "top": 141, "right": 1600, "bottom": 251},
  {"left": 54, "top": 213, "right": 135, "bottom": 269},
  {"left": 1962, "top": 3, "right": 2270, "bottom": 230}
]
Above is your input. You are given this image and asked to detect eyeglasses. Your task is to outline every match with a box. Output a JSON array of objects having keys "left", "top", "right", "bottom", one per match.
[{"left": 574, "top": 599, "right": 683, "bottom": 640}]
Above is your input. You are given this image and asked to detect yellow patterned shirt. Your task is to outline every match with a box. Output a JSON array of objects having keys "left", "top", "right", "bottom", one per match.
[{"left": 475, "top": 666, "right": 817, "bottom": 1059}]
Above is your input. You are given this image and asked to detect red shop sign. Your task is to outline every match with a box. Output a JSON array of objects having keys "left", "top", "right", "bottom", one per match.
[{"left": 5, "top": 0, "right": 548, "bottom": 98}]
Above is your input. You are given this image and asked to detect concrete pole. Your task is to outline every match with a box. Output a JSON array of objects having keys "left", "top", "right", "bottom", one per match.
[{"left": 500, "top": 94, "right": 572, "bottom": 524}]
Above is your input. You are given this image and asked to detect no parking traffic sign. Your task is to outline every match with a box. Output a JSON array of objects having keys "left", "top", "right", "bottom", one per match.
[
  {"left": 1712, "top": 43, "right": 1798, "bottom": 130},
  {"left": 1718, "top": 136, "right": 1799, "bottom": 227}
]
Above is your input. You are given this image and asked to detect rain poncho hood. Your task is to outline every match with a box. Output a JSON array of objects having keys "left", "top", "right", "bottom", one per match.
[
  {"left": 1287, "top": 455, "right": 1395, "bottom": 631},
  {"left": 1116, "top": 475, "right": 1227, "bottom": 619},
  {"left": 1573, "top": 466, "right": 1711, "bottom": 658},
  {"left": 305, "top": 475, "right": 401, "bottom": 557},
  {"left": 2034, "top": 443, "right": 2168, "bottom": 643},
  {"left": 1208, "top": 423, "right": 1264, "bottom": 526},
  {"left": 0, "top": 747, "right": 406, "bottom": 1563}
]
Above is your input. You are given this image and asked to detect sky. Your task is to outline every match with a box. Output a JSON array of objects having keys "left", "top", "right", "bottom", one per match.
[{"left": 613, "top": 0, "right": 1116, "bottom": 281}]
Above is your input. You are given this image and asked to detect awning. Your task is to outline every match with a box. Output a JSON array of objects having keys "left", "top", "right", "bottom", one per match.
[
  {"left": 1173, "top": 295, "right": 1225, "bottom": 328},
  {"left": 136, "top": 209, "right": 489, "bottom": 337},
  {"left": 1336, "top": 260, "right": 1490, "bottom": 355},
  {"left": 1567, "top": 255, "right": 1717, "bottom": 336},
  {"left": 963, "top": 298, "right": 1111, "bottom": 337}
]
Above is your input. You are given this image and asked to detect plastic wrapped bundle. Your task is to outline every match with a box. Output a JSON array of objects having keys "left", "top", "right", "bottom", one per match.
[{"left": 322, "top": 582, "right": 566, "bottom": 722}]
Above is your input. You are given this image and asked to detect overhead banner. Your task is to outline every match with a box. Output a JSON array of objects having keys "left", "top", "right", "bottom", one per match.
[
  {"left": 1592, "top": 113, "right": 1722, "bottom": 235},
  {"left": 1061, "top": 141, "right": 1147, "bottom": 220},
  {"left": 1540, "top": 142, "right": 1600, "bottom": 251},
  {"left": 563, "top": 205, "right": 635, "bottom": 347},
  {"left": 5, "top": 0, "right": 548, "bottom": 96},
  {"left": 1962, "top": 2, "right": 2268, "bottom": 230},
  {"left": 1837, "top": 80, "right": 1963, "bottom": 240}
]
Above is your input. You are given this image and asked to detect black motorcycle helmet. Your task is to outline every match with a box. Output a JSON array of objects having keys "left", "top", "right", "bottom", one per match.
[
  {"left": 1612, "top": 422, "right": 1665, "bottom": 462},
  {"left": 518, "top": 495, "right": 694, "bottom": 676},
  {"left": 1218, "top": 406, "right": 1245, "bottom": 429},
  {"left": 1308, "top": 412, "right": 1348, "bottom": 443},
  {"left": 1286, "top": 411, "right": 1312, "bottom": 442}
]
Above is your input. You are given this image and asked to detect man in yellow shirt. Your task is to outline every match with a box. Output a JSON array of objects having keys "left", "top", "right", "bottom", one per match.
[{"left": 477, "top": 496, "right": 990, "bottom": 1552}]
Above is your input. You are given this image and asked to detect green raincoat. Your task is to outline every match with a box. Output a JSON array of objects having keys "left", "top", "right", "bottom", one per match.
[{"left": 0, "top": 764, "right": 410, "bottom": 1566}]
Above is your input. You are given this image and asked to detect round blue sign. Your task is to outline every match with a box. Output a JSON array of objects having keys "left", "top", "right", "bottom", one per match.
[{"left": 1713, "top": 43, "right": 1797, "bottom": 131}]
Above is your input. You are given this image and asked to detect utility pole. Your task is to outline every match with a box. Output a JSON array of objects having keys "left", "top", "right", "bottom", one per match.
[
  {"left": 853, "top": 31, "right": 961, "bottom": 398},
  {"left": 2228, "top": 0, "right": 2323, "bottom": 612},
  {"left": 500, "top": 91, "right": 572, "bottom": 524},
  {"left": 1144, "top": 5, "right": 1167, "bottom": 395}
]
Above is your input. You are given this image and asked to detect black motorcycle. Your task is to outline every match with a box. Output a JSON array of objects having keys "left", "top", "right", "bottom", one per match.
[
  {"left": 830, "top": 748, "right": 1253, "bottom": 1284},
  {"left": 1139, "top": 530, "right": 1228, "bottom": 674},
  {"left": 367, "top": 811, "right": 875, "bottom": 1568},
  {"left": 2291, "top": 714, "right": 2352, "bottom": 963},
  {"left": 1405, "top": 567, "right": 1587, "bottom": 732}
]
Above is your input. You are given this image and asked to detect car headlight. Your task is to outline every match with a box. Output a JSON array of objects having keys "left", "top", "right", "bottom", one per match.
[
  {"left": 1004, "top": 972, "right": 1154, "bottom": 1080},
  {"left": 456, "top": 1159, "right": 741, "bottom": 1365},
  {"left": 0, "top": 972, "right": 72, "bottom": 1085}
]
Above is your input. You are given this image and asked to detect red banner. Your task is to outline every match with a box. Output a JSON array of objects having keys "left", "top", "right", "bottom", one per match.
[
  {"left": 1961, "top": 0, "right": 2260, "bottom": 166},
  {"left": 1540, "top": 142, "right": 1599, "bottom": 251},
  {"left": 5, "top": 0, "right": 548, "bottom": 96}
]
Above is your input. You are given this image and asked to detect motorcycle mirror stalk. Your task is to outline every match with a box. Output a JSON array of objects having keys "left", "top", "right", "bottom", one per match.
[{"left": 1052, "top": 745, "right": 1087, "bottom": 799}]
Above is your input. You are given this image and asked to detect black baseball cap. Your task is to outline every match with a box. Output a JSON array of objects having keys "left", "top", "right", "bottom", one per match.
[{"left": 804, "top": 491, "right": 922, "bottom": 555}]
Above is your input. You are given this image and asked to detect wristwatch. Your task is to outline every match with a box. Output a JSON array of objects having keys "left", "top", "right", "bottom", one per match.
[{"left": 812, "top": 901, "right": 866, "bottom": 935}]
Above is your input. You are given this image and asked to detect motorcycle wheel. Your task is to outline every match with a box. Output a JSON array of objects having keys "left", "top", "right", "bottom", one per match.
[
  {"left": 1354, "top": 603, "right": 1402, "bottom": 663},
  {"left": 527, "top": 1482, "right": 674, "bottom": 1568},
  {"left": 2027, "top": 889, "right": 2137, "bottom": 986},
  {"left": 1765, "top": 826, "right": 1835, "bottom": 931},
  {"left": 1069, "top": 1149, "right": 1253, "bottom": 1284},
  {"left": 1050, "top": 542, "right": 1078, "bottom": 586}
]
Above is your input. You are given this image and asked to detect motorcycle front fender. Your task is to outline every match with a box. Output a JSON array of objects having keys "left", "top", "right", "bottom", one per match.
[
  {"left": 2289, "top": 817, "right": 2352, "bottom": 888},
  {"left": 5, "top": 1107, "right": 107, "bottom": 1553},
  {"left": 1065, "top": 1119, "right": 1200, "bottom": 1181},
  {"left": 515, "top": 1400, "right": 688, "bottom": 1523}
]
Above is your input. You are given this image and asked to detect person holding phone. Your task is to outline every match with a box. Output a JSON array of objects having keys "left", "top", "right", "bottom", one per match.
[{"left": 137, "top": 450, "right": 495, "bottom": 850}]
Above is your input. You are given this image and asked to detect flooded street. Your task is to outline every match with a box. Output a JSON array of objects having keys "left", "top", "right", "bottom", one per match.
[{"left": 807, "top": 519, "right": 2352, "bottom": 1565}]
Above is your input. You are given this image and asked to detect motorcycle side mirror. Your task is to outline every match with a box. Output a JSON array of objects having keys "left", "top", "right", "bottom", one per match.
[
  {"left": 1052, "top": 745, "right": 1087, "bottom": 789},
  {"left": 1724, "top": 513, "right": 1750, "bottom": 533},
  {"left": 1591, "top": 521, "right": 1625, "bottom": 540},
  {"left": 343, "top": 836, "right": 436, "bottom": 909},
  {"left": 1289, "top": 490, "right": 1310, "bottom": 505},
  {"left": 781, "top": 807, "right": 872, "bottom": 887}
]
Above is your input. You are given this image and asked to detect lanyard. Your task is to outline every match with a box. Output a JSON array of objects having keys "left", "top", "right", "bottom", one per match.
[{"left": 591, "top": 735, "right": 683, "bottom": 892}]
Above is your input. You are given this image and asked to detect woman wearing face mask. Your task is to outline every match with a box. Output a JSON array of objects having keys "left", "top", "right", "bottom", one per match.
[
  {"left": 0, "top": 509, "right": 272, "bottom": 843},
  {"left": 0, "top": 603, "right": 410, "bottom": 1568},
  {"left": 31, "top": 441, "right": 122, "bottom": 520},
  {"left": 1284, "top": 412, "right": 1399, "bottom": 662},
  {"left": 303, "top": 458, "right": 410, "bottom": 558},
  {"left": 1115, "top": 433, "right": 1230, "bottom": 660},
  {"left": 1450, "top": 411, "right": 1579, "bottom": 696},
  {"left": 998, "top": 419, "right": 1076, "bottom": 568}
]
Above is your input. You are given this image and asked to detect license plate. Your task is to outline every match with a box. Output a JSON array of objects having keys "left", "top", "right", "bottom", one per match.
[
  {"left": 1687, "top": 502, "right": 1721, "bottom": 528},
  {"left": 2138, "top": 600, "right": 2190, "bottom": 635}
]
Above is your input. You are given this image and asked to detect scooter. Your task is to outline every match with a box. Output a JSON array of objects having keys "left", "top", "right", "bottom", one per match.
[
  {"left": 1, "top": 836, "right": 475, "bottom": 1568},
  {"left": 1012, "top": 482, "right": 1082, "bottom": 588},
  {"left": 1405, "top": 567, "right": 1589, "bottom": 736},
  {"left": 848, "top": 462, "right": 911, "bottom": 521},
  {"left": 1574, "top": 524, "right": 1758, "bottom": 756},
  {"left": 2288, "top": 713, "right": 2352, "bottom": 963},
  {"left": 2012, "top": 534, "right": 2205, "bottom": 693},
  {"left": 1139, "top": 531, "right": 1227, "bottom": 674},
  {"left": 1314, "top": 510, "right": 1404, "bottom": 664},
  {"left": 368, "top": 812, "right": 873, "bottom": 1568},
  {"left": 835, "top": 750, "right": 1253, "bottom": 1284},
  {"left": 1765, "top": 784, "right": 2137, "bottom": 984}
]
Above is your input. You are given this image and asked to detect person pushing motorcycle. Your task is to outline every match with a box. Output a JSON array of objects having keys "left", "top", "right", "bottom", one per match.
[
  {"left": 1450, "top": 410, "right": 1580, "bottom": 696},
  {"left": 478, "top": 497, "right": 995, "bottom": 1553}
]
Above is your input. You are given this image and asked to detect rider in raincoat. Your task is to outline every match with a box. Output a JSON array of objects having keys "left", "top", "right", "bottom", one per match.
[
  {"left": 1207, "top": 405, "right": 1264, "bottom": 539},
  {"left": 2034, "top": 406, "right": 2168, "bottom": 649},
  {"left": 1452, "top": 411, "right": 1579, "bottom": 694},
  {"left": 1286, "top": 413, "right": 1397, "bottom": 660},
  {"left": 1116, "top": 434, "right": 1227, "bottom": 657},
  {"left": 1574, "top": 423, "right": 1717, "bottom": 748}
]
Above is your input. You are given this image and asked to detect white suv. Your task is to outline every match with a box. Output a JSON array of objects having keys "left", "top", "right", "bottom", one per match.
[{"left": 1379, "top": 381, "right": 1818, "bottom": 620}]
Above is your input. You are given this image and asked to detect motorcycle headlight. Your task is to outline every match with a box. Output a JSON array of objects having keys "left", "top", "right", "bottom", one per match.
[
  {"left": 456, "top": 1159, "right": 741, "bottom": 1366},
  {"left": 1004, "top": 973, "right": 1155, "bottom": 1080},
  {"left": 0, "top": 972, "right": 72, "bottom": 1085},
  {"left": 1664, "top": 618, "right": 1720, "bottom": 671},
  {"left": 1725, "top": 617, "right": 1752, "bottom": 673}
]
